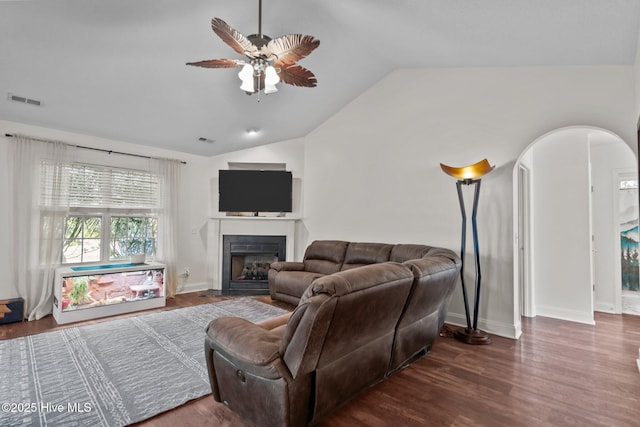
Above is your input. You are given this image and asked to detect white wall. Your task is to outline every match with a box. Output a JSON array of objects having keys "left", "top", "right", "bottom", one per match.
[
  {"left": 0, "top": 120, "right": 212, "bottom": 298},
  {"left": 530, "top": 129, "right": 593, "bottom": 323},
  {"left": 524, "top": 130, "right": 636, "bottom": 320},
  {"left": 303, "top": 66, "right": 637, "bottom": 338}
]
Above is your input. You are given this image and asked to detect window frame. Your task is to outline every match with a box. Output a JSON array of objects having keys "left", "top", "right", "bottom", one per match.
[
  {"left": 61, "top": 207, "right": 157, "bottom": 266},
  {"left": 61, "top": 213, "right": 103, "bottom": 265}
]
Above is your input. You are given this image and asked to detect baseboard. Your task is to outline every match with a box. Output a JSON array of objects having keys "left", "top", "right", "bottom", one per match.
[
  {"left": 445, "top": 312, "right": 519, "bottom": 339},
  {"left": 535, "top": 305, "right": 595, "bottom": 325},
  {"left": 176, "top": 281, "right": 209, "bottom": 295},
  {"left": 594, "top": 302, "right": 616, "bottom": 313},
  {"left": 198, "top": 289, "right": 270, "bottom": 297},
  {"left": 175, "top": 282, "right": 270, "bottom": 297}
]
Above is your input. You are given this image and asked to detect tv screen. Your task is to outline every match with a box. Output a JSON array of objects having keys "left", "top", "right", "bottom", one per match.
[{"left": 219, "top": 170, "right": 293, "bottom": 213}]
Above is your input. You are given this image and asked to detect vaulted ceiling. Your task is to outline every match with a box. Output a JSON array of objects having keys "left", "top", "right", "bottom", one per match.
[{"left": 1, "top": 0, "right": 639, "bottom": 156}]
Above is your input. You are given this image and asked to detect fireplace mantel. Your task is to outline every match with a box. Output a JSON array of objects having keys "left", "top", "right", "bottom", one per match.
[{"left": 206, "top": 216, "right": 300, "bottom": 291}]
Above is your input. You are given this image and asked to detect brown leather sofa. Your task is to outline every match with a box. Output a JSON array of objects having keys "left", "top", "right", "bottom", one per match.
[
  {"left": 205, "top": 240, "right": 461, "bottom": 426},
  {"left": 269, "top": 240, "right": 457, "bottom": 305}
]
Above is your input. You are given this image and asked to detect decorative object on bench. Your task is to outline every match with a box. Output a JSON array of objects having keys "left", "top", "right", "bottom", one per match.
[
  {"left": 440, "top": 158, "right": 495, "bottom": 345},
  {"left": 206, "top": 241, "right": 461, "bottom": 426}
]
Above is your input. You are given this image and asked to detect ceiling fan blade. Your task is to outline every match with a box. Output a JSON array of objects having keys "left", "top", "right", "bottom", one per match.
[
  {"left": 186, "top": 59, "right": 240, "bottom": 68},
  {"left": 278, "top": 64, "right": 317, "bottom": 87},
  {"left": 266, "top": 34, "right": 320, "bottom": 64},
  {"left": 211, "top": 18, "right": 259, "bottom": 58}
]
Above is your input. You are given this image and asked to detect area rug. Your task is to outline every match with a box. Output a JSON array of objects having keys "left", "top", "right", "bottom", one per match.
[{"left": 0, "top": 297, "right": 288, "bottom": 427}]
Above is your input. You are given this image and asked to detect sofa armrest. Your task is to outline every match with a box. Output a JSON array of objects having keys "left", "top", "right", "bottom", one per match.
[
  {"left": 206, "top": 317, "right": 282, "bottom": 373},
  {"left": 257, "top": 312, "right": 292, "bottom": 331},
  {"left": 270, "top": 261, "right": 305, "bottom": 272}
]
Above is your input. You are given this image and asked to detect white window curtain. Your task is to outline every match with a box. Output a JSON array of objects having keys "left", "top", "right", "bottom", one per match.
[
  {"left": 150, "top": 158, "right": 181, "bottom": 297},
  {"left": 8, "top": 135, "right": 74, "bottom": 320}
]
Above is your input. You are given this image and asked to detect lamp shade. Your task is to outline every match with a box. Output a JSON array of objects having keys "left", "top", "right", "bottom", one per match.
[
  {"left": 440, "top": 158, "right": 495, "bottom": 181},
  {"left": 238, "top": 63, "right": 255, "bottom": 93},
  {"left": 264, "top": 65, "right": 279, "bottom": 94}
]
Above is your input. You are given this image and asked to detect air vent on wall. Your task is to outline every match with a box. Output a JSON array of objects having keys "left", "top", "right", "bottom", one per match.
[{"left": 8, "top": 93, "right": 42, "bottom": 106}]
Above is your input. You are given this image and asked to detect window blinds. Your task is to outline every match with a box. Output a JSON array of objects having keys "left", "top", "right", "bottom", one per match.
[{"left": 40, "top": 162, "right": 159, "bottom": 209}]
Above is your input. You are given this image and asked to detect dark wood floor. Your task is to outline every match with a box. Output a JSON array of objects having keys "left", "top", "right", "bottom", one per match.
[{"left": 2, "top": 292, "right": 640, "bottom": 427}]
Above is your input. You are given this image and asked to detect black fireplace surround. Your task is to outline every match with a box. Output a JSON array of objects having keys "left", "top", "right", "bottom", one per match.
[{"left": 222, "top": 235, "right": 286, "bottom": 293}]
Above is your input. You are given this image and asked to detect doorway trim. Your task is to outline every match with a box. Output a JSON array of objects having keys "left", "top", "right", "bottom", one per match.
[{"left": 517, "top": 163, "right": 534, "bottom": 318}]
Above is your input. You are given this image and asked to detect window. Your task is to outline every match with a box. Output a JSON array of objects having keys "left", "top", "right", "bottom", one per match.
[
  {"left": 41, "top": 162, "right": 160, "bottom": 265},
  {"left": 110, "top": 216, "right": 157, "bottom": 260},
  {"left": 63, "top": 216, "right": 102, "bottom": 264}
]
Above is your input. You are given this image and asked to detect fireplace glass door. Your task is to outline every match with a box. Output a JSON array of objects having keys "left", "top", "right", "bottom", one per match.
[{"left": 222, "top": 235, "right": 286, "bottom": 292}]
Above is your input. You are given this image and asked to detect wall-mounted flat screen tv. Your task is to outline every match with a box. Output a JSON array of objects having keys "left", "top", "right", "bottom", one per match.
[{"left": 219, "top": 170, "right": 292, "bottom": 213}]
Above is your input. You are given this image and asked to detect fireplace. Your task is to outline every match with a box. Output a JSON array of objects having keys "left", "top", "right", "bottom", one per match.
[{"left": 222, "top": 235, "right": 286, "bottom": 293}]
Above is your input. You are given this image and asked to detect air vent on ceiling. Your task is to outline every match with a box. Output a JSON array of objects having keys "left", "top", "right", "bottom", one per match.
[{"left": 8, "top": 93, "right": 42, "bottom": 106}]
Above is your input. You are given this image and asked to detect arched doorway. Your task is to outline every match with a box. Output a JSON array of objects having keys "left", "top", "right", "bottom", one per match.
[{"left": 513, "top": 126, "right": 637, "bottom": 326}]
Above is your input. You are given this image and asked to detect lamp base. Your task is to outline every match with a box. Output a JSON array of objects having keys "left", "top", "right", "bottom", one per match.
[{"left": 454, "top": 328, "right": 492, "bottom": 345}]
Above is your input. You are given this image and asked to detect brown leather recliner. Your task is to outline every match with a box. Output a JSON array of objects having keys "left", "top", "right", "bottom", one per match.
[
  {"left": 205, "top": 242, "right": 461, "bottom": 426},
  {"left": 205, "top": 262, "right": 416, "bottom": 426},
  {"left": 267, "top": 240, "right": 351, "bottom": 305}
]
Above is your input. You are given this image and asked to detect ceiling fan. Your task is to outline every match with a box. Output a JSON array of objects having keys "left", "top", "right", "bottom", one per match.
[{"left": 186, "top": 0, "right": 320, "bottom": 96}]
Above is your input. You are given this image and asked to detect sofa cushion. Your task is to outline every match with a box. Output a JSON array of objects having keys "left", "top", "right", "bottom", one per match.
[
  {"left": 272, "top": 270, "right": 325, "bottom": 300},
  {"left": 341, "top": 242, "right": 393, "bottom": 271},
  {"left": 303, "top": 240, "right": 349, "bottom": 275},
  {"left": 389, "top": 244, "right": 433, "bottom": 263}
]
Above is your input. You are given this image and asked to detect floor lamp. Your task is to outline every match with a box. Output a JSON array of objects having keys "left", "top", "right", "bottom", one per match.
[{"left": 440, "top": 159, "right": 495, "bottom": 345}]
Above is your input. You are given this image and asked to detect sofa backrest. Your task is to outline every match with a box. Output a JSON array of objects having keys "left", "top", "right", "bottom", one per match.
[
  {"left": 388, "top": 247, "right": 461, "bottom": 372},
  {"left": 279, "top": 262, "right": 414, "bottom": 424},
  {"left": 340, "top": 242, "right": 394, "bottom": 271},
  {"left": 302, "top": 240, "right": 349, "bottom": 275},
  {"left": 389, "top": 243, "right": 433, "bottom": 263},
  {"left": 301, "top": 241, "right": 437, "bottom": 274}
]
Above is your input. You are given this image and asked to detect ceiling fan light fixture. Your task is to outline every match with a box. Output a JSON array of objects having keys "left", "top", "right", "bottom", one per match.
[
  {"left": 264, "top": 65, "right": 279, "bottom": 94},
  {"left": 238, "top": 63, "right": 255, "bottom": 92}
]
